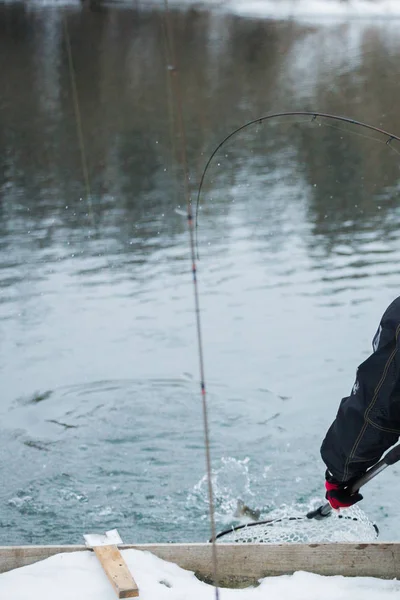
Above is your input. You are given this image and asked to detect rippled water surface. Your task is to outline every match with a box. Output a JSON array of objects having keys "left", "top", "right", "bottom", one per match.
[{"left": 1, "top": 1, "right": 400, "bottom": 544}]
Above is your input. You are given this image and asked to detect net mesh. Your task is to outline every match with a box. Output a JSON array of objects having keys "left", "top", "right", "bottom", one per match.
[{"left": 216, "top": 505, "right": 378, "bottom": 543}]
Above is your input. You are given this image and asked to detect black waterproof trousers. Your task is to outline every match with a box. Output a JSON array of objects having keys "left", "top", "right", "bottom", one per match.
[{"left": 321, "top": 296, "right": 400, "bottom": 482}]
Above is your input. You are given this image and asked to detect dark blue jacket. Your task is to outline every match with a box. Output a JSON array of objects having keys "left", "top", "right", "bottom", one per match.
[{"left": 321, "top": 296, "right": 400, "bottom": 482}]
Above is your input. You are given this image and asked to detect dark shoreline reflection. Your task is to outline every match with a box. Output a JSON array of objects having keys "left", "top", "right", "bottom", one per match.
[{"left": 1, "top": 5, "right": 400, "bottom": 263}]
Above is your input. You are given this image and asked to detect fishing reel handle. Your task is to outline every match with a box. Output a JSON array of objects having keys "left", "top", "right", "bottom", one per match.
[
  {"left": 349, "top": 442, "right": 400, "bottom": 493},
  {"left": 384, "top": 443, "right": 400, "bottom": 465}
]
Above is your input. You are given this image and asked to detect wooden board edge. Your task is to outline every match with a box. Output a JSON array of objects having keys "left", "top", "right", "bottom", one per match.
[{"left": 1, "top": 543, "right": 400, "bottom": 586}]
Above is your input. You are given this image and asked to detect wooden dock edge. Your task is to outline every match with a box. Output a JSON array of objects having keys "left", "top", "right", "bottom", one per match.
[{"left": 1, "top": 543, "right": 399, "bottom": 587}]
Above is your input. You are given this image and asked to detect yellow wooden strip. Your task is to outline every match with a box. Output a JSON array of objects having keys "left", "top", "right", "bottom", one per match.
[{"left": 93, "top": 545, "right": 139, "bottom": 598}]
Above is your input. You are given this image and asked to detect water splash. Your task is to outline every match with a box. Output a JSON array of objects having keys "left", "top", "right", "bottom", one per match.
[{"left": 187, "top": 457, "right": 266, "bottom": 525}]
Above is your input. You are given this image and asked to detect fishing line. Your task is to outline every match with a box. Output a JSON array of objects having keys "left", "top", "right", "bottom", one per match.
[
  {"left": 309, "top": 119, "right": 399, "bottom": 152},
  {"left": 195, "top": 111, "right": 400, "bottom": 258},
  {"left": 62, "top": 13, "right": 94, "bottom": 226},
  {"left": 63, "top": 13, "right": 128, "bottom": 271},
  {"left": 160, "top": 11, "right": 181, "bottom": 204},
  {"left": 162, "top": 1, "right": 220, "bottom": 596}
]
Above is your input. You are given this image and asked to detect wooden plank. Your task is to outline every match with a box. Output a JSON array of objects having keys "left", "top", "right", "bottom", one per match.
[
  {"left": 0, "top": 545, "right": 85, "bottom": 575},
  {"left": 1, "top": 543, "right": 400, "bottom": 587},
  {"left": 93, "top": 545, "right": 139, "bottom": 598}
]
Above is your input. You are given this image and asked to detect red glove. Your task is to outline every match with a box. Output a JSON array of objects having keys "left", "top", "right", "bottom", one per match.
[{"left": 325, "top": 471, "right": 363, "bottom": 510}]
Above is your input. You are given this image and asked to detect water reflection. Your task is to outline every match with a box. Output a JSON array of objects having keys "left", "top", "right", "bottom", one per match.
[
  {"left": 1, "top": 2, "right": 400, "bottom": 543},
  {"left": 1, "top": 6, "right": 400, "bottom": 252}
]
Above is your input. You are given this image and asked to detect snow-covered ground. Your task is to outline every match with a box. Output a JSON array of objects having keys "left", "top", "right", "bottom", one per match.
[
  {"left": 227, "top": 0, "right": 400, "bottom": 19},
  {"left": 1, "top": 549, "right": 400, "bottom": 599},
  {"left": 172, "top": 0, "right": 400, "bottom": 19}
]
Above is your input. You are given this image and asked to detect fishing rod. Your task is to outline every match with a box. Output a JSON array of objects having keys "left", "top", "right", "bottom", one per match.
[
  {"left": 193, "top": 111, "right": 400, "bottom": 544},
  {"left": 162, "top": 0, "right": 220, "bottom": 594},
  {"left": 195, "top": 111, "right": 400, "bottom": 258}
]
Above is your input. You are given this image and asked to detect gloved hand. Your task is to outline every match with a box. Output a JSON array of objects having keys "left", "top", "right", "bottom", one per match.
[{"left": 325, "top": 470, "right": 363, "bottom": 510}]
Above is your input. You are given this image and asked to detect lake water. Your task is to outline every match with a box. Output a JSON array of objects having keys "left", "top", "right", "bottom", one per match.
[{"left": 1, "top": 0, "right": 400, "bottom": 545}]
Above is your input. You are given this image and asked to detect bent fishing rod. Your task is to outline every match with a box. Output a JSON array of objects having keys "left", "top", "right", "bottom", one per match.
[{"left": 195, "top": 111, "right": 400, "bottom": 258}]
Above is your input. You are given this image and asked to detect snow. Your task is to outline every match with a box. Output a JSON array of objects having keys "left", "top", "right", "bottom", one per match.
[
  {"left": 157, "top": 0, "right": 400, "bottom": 21},
  {"left": 226, "top": 0, "right": 400, "bottom": 20},
  {"left": 1, "top": 548, "right": 400, "bottom": 600}
]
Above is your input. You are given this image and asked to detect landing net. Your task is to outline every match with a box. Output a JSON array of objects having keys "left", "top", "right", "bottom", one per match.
[{"left": 216, "top": 505, "right": 378, "bottom": 543}]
